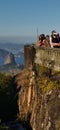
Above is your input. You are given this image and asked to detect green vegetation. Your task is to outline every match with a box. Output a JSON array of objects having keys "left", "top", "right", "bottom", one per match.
[
  {"left": 34, "top": 64, "right": 50, "bottom": 77},
  {"left": 0, "top": 73, "right": 18, "bottom": 122},
  {"left": 35, "top": 64, "right": 60, "bottom": 93},
  {"left": 42, "top": 80, "right": 60, "bottom": 93},
  {"left": 0, "top": 125, "right": 10, "bottom": 130}
]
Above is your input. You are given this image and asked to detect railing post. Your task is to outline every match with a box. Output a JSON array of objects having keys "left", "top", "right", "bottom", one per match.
[{"left": 24, "top": 44, "right": 35, "bottom": 69}]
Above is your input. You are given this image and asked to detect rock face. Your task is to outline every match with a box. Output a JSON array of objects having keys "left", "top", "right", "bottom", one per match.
[
  {"left": 13, "top": 68, "right": 60, "bottom": 130},
  {"left": 4, "top": 53, "right": 16, "bottom": 65}
]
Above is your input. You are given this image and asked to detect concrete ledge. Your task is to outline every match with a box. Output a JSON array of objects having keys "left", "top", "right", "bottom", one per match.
[{"left": 35, "top": 47, "right": 60, "bottom": 71}]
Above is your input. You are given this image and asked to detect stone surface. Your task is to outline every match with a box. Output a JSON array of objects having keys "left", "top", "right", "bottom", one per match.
[
  {"left": 13, "top": 68, "right": 60, "bottom": 130},
  {"left": 35, "top": 47, "right": 60, "bottom": 71},
  {"left": 13, "top": 45, "right": 60, "bottom": 130}
]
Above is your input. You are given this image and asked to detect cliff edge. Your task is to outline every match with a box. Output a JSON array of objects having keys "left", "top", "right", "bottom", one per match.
[{"left": 13, "top": 67, "right": 60, "bottom": 130}]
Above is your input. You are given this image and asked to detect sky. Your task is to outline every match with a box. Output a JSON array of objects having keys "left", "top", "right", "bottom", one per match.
[{"left": 0, "top": 0, "right": 60, "bottom": 40}]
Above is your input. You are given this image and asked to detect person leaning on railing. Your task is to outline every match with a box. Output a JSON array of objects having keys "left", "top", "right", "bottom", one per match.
[{"left": 50, "top": 30, "right": 60, "bottom": 48}]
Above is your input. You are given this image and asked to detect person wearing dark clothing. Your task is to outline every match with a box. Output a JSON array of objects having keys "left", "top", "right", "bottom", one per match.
[{"left": 50, "top": 30, "right": 60, "bottom": 48}]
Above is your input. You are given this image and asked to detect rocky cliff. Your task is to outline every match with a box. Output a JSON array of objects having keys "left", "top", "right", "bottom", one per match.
[{"left": 13, "top": 66, "right": 60, "bottom": 130}]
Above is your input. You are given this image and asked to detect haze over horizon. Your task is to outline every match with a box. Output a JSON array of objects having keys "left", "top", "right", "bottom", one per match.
[{"left": 0, "top": 36, "right": 37, "bottom": 44}]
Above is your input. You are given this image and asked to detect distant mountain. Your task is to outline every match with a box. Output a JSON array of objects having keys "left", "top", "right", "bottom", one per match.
[
  {"left": 4, "top": 53, "right": 16, "bottom": 65},
  {"left": 0, "top": 48, "right": 24, "bottom": 74},
  {"left": 0, "top": 49, "right": 9, "bottom": 57},
  {"left": 0, "top": 49, "right": 16, "bottom": 66}
]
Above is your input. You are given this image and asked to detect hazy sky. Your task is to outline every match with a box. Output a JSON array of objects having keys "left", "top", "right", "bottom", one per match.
[{"left": 0, "top": 0, "right": 60, "bottom": 37}]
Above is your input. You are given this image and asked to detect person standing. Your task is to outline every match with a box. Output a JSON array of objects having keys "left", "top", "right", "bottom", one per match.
[{"left": 50, "top": 30, "right": 60, "bottom": 48}]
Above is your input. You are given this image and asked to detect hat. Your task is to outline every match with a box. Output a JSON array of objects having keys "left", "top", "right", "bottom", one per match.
[{"left": 52, "top": 30, "right": 56, "bottom": 33}]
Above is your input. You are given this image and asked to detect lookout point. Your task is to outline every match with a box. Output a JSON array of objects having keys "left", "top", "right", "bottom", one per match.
[{"left": 24, "top": 44, "right": 60, "bottom": 71}]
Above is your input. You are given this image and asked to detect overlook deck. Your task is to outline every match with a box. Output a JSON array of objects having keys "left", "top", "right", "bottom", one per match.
[
  {"left": 35, "top": 47, "right": 60, "bottom": 71},
  {"left": 24, "top": 44, "right": 60, "bottom": 71}
]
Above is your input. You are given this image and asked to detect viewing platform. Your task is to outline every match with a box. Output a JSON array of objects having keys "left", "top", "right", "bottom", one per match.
[{"left": 24, "top": 44, "right": 60, "bottom": 71}]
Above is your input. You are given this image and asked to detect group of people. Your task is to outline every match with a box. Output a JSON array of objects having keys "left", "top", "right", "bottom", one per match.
[{"left": 38, "top": 30, "right": 60, "bottom": 48}]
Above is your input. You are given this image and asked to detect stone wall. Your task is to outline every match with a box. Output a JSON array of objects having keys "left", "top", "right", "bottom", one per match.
[
  {"left": 35, "top": 47, "right": 60, "bottom": 71},
  {"left": 24, "top": 44, "right": 60, "bottom": 71}
]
